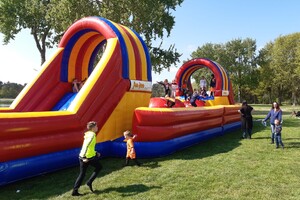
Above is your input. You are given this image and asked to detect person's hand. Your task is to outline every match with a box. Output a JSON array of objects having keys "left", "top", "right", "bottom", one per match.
[
  {"left": 97, "top": 152, "right": 101, "bottom": 157},
  {"left": 82, "top": 158, "right": 89, "bottom": 163}
]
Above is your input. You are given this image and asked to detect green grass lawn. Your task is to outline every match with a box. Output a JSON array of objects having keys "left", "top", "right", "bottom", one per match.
[{"left": 1, "top": 104, "right": 300, "bottom": 200}]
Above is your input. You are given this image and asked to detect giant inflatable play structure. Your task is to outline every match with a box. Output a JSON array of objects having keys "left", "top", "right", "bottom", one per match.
[{"left": 0, "top": 17, "right": 240, "bottom": 186}]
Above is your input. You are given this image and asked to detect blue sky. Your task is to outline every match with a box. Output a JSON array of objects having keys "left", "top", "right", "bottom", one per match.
[{"left": 0, "top": 0, "right": 299, "bottom": 84}]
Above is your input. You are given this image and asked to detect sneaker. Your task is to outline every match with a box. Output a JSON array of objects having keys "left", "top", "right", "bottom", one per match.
[
  {"left": 71, "top": 190, "right": 83, "bottom": 196},
  {"left": 87, "top": 183, "right": 94, "bottom": 193}
]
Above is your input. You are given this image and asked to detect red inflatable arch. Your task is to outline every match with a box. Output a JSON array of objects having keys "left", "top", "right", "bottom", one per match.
[{"left": 175, "top": 58, "right": 235, "bottom": 104}]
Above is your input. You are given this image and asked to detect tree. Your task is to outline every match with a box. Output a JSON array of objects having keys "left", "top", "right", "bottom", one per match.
[
  {"left": 0, "top": 82, "right": 25, "bottom": 98},
  {"left": 224, "top": 38, "right": 258, "bottom": 103},
  {"left": 190, "top": 38, "right": 259, "bottom": 103},
  {"left": 256, "top": 33, "right": 300, "bottom": 105},
  {"left": 190, "top": 43, "right": 227, "bottom": 87},
  {"left": 256, "top": 42, "right": 275, "bottom": 103},
  {"left": 269, "top": 33, "right": 300, "bottom": 105},
  {"left": 0, "top": 0, "right": 183, "bottom": 71}
]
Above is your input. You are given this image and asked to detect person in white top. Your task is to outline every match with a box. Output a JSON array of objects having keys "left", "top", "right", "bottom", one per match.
[
  {"left": 171, "top": 79, "right": 178, "bottom": 98},
  {"left": 199, "top": 76, "right": 207, "bottom": 90}
]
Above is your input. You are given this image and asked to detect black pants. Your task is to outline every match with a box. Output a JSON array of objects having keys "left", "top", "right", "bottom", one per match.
[
  {"left": 167, "top": 100, "right": 175, "bottom": 108},
  {"left": 125, "top": 157, "right": 141, "bottom": 166},
  {"left": 73, "top": 157, "right": 102, "bottom": 191},
  {"left": 241, "top": 117, "right": 253, "bottom": 138},
  {"left": 191, "top": 101, "right": 197, "bottom": 107}
]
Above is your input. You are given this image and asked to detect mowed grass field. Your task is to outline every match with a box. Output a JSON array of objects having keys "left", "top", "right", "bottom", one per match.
[{"left": 1, "top": 104, "right": 300, "bottom": 200}]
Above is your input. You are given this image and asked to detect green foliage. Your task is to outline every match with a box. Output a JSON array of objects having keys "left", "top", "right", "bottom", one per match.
[
  {"left": 191, "top": 38, "right": 259, "bottom": 103},
  {"left": 257, "top": 33, "right": 300, "bottom": 105},
  {"left": 1, "top": 105, "right": 300, "bottom": 199},
  {"left": 0, "top": 0, "right": 183, "bottom": 71},
  {"left": 191, "top": 43, "right": 225, "bottom": 85},
  {"left": 0, "top": 81, "right": 25, "bottom": 98},
  {"left": 151, "top": 83, "right": 165, "bottom": 97},
  {"left": 189, "top": 33, "right": 300, "bottom": 105}
]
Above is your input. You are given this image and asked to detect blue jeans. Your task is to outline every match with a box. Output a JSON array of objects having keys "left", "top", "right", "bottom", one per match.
[
  {"left": 270, "top": 124, "right": 275, "bottom": 142},
  {"left": 275, "top": 134, "right": 284, "bottom": 148}
]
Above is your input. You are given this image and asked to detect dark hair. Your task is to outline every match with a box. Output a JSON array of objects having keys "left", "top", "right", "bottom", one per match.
[
  {"left": 87, "top": 121, "right": 97, "bottom": 130},
  {"left": 242, "top": 100, "right": 247, "bottom": 106},
  {"left": 272, "top": 102, "right": 280, "bottom": 109}
]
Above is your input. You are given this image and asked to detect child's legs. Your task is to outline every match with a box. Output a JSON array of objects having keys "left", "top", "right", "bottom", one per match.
[
  {"left": 278, "top": 135, "right": 284, "bottom": 147},
  {"left": 125, "top": 157, "right": 130, "bottom": 165},
  {"left": 87, "top": 158, "right": 102, "bottom": 185},
  {"left": 270, "top": 124, "right": 275, "bottom": 142},
  {"left": 275, "top": 135, "right": 280, "bottom": 147},
  {"left": 191, "top": 102, "right": 197, "bottom": 107}
]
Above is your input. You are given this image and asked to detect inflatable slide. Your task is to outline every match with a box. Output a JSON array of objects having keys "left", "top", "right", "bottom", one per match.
[{"left": 0, "top": 16, "right": 240, "bottom": 186}]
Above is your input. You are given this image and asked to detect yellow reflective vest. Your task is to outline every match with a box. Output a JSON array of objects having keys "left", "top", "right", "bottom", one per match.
[{"left": 79, "top": 131, "right": 96, "bottom": 159}]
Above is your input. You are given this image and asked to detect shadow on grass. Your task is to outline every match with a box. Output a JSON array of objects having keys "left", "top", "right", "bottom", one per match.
[
  {"left": 96, "top": 184, "right": 162, "bottom": 197},
  {"left": 251, "top": 136, "right": 269, "bottom": 140},
  {"left": 0, "top": 158, "right": 162, "bottom": 199},
  {"left": 0, "top": 132, "right": 245, "bottom": 199},
  {"left": 285, "top": 142, "right": 300, "bottom": 149},
  {"left": 158, "top": 119, "right": 269, "bottom": 161},
  {"left": 0, "top": 119, "right": 284, "bottom": 199}
]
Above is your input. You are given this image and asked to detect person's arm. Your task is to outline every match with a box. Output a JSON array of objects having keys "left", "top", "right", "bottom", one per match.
[
  {"left": 73, "top": 82, "right": 79, "bottom": 92},
  {"left": 278, "top": 110, "right": 283, "bottom": 122},
  {"left": 264, "top": 111, "right": 271, "bottom": 122}
]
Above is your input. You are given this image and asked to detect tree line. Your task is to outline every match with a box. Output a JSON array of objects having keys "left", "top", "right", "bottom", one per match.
[
  {"left": 1, "top": 1, "right": 299, "bottom": 104},
  {"left": 0, "top": 81, "right": 25, "bottom": 98},
  {"left": 190, "top": 33, "right": 300, "bottom": 105}
]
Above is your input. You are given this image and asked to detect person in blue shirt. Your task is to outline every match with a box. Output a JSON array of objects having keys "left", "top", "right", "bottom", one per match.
[{"left": 263, "top": 102, "right": 282, "bottom": 144}]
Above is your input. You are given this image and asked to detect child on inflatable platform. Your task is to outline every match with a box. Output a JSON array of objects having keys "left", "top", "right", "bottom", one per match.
[
  {"left": 190, "top": 89, "right": 200, "bottom": 107},
  {"left": 157, "top": 79, "right": 171, "bottom": 97}
]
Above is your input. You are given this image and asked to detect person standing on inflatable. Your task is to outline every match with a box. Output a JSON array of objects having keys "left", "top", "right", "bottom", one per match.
[
  {"left": 157, "top": 79, "right": 171, "bottom": 97},
  {"left": 209, "top": 74, "right": 216, "bottom": 97},
  {"left": 199, "top": 76, "right": 207, "bottom": 90}
]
